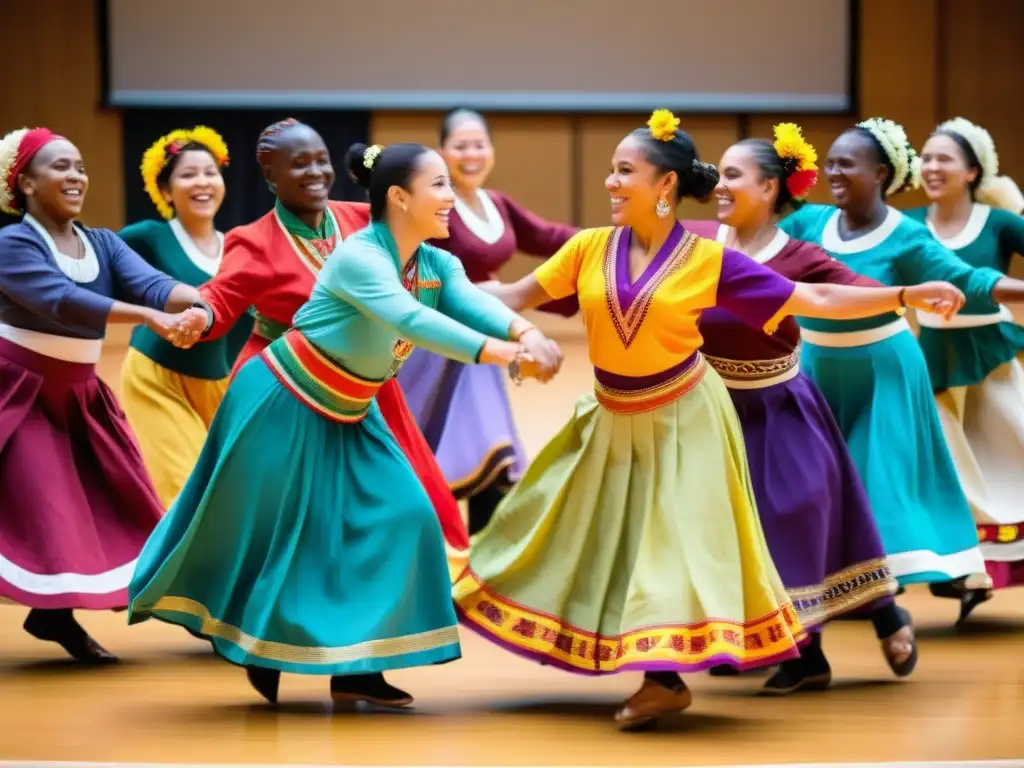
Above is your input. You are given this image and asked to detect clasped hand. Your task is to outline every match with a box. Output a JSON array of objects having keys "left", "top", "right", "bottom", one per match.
[
  {"left": 902, "top": 281, "right": 966, "bottom": 321},
  {"left": 146, "top": 307, "right": 209, "bottom": 348},
  {"left": 516, "top": 328, "right": 564, "bottom": 383}
]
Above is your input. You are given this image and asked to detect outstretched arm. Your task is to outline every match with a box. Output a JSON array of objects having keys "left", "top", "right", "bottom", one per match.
[{"left": 198, "top": 233, "right": 276, "bottom": 341}]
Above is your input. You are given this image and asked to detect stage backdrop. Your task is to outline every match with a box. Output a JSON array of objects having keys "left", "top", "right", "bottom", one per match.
[{"left": 102, "top": 0, "right": 854, "bottom": 113}]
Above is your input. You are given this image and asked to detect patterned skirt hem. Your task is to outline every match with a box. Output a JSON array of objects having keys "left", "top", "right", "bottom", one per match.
[
  {"left": 129, "top": 595, "right": 461, "bottom": 675},
  {"left": 788, "top": 558, "right": 898, "bottom": 631},
  {"left": 454, "top": 569, "right": 805, "bottom": 675},
  {"left": 449, "top": 442, "right": 518, "bottom": 499}
]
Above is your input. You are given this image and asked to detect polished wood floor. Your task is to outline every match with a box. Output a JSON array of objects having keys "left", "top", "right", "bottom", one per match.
[{"left": 2, "top": 314, "right": 1024, "bottom": 766}]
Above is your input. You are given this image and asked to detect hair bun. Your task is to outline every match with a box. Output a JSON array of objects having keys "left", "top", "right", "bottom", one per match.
[
  {"left": 687, "top": 160, "right": 719, "bottom": 199},
  {"left": 344, "top": 142, "right": 376, "bottom": 188}
]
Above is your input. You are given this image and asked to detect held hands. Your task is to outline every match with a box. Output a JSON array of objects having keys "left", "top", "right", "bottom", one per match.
[
  {"left": 902, "top": 282, "right": 966, "bottom": 321},
  {"left": 518, "top": 328, "right": 563, "bottom": 382},
  {"left": 145, "top": 307, "right": 209, "bottom": 348}
]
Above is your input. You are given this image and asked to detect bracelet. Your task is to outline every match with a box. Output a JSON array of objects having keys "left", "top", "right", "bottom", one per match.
[
  {"left": 191, "top": 300, "right": 215, "bottom": 336},
  {"left": 512, "top": 324, "right": 538, "bottom": 342},
  {"left": 897, "top": 288, "right": 908, "bottom": 308},
  {"left": 507, "top": 345, "right": 526, "bottom": 386}
]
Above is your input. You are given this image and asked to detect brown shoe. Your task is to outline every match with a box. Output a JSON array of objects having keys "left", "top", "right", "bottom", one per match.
[{"left": 614, "top": 678, "right": 693, "bottom": 731}]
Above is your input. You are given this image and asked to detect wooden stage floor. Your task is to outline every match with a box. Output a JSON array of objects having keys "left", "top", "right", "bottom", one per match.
[{"left": 1, "top": 316, "right": 1023, "bottom": 767}]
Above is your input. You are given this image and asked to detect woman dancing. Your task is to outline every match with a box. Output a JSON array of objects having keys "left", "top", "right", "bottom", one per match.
[
  {"left": 0, "top": 127, "right": 208, "bottom": 662},
  {"left": 397, "top": 109, "right": 578, "bottom": 534},
  {"left": 777, "top": 117, "right": 1024, "bottom": 614},
  {"left": 195, "top": 118, "right": 470, "bottom": 577},
  {"left": 685, "top": 123, "right": 920, "bottom": 694},
  {"left": 906, "top": 118, "right": 1024, "bottom": 608},
  {"left": 119, "top": 126, "right": 253, "bottom": 506},
  {"left": 456, "top": 110, "right": 963, "bottom": 730},
  {"left": 128, "top": 141, "right": 562, "bottom": 707}
]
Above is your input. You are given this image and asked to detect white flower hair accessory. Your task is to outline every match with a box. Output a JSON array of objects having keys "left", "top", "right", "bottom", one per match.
[
  {"left": 857, "top": 117, "right": 920, "bottom": 197},
  {"left": 0, "top": 128, "right": 29, "bottom": 216},
  {"left": 922, "top": 117, "right": 1024, "bottom": 213}
]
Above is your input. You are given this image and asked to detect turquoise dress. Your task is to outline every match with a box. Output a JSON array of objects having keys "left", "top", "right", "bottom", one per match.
[
  {"left": 127, "top": 222, "right": 518, "bottom": 675},
  {"left": 779, "top": 204, "right": 1002, "bottom": 587}
]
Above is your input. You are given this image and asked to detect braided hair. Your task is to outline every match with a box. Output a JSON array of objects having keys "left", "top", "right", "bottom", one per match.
[{"left": 256, "top": 118, "right": 300, "bottom": 166}]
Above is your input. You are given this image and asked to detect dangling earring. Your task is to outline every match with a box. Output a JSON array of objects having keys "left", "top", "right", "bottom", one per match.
[{"left": 656, "top": 197, "right": 671, "bottom": 219}]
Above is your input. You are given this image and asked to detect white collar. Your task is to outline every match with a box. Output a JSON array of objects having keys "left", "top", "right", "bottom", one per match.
[
  {"left": 22, "top": 213, "right": 100, "bottom": 284},
  {"left": 821, "top": 205, "right": 903, "bottom": 254},
  {"left": 926, "top": 203, "right": 990, "bottom": 251},
  {"left": 715, "top": 224, "right": 790, "bottom": 264},
  {"left": 453, "top": 189, "right": 506, "bottom": 245},
  {"left": 169, "top": 218, "right": 223, "bottom": 276}
]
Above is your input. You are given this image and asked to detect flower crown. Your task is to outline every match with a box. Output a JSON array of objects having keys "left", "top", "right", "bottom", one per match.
[
  {"left": 0, "top": 128, "right": 29, "bottom": 215},
  {"left": 647, "top": 109, "right": 680, "bottom": 142},
  {"left": 363, "top": 144, "right": 383, "bottom": 169},
  {"left": 141, "top": 126, "right": 229, "bottom": 219},
  {"left": 772, "top": 122, "right": 818, "bottom": 200},
  {"left": 857, "top": 117, "right": 920, "bottom": 197}
]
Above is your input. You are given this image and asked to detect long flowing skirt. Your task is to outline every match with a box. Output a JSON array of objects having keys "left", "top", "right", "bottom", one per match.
[
  {"left": 127, "top": 357, "right": 461, "bottom": 675},
  {"left": 453, "top": 369, "right": 805, "bottom": 675},
  {"left": 0, "top": 339, "right": 164, "bottom": 609},
  {"left": 726, "top": 372, "right": 897, "bottom": 631},
  {"left": 935, "top": 360, "right": 1024, "bottom": 589},
  {"left": 397, "top": 348, "right": 527, "bottom": 498},
  {"left": 120, "top": 348, "right": 229, "bottom": 507},
  {"left": 235, "top": 334, "right": 469, "bottom": 579},
  {"left": 800, "top": 330, "right": 987, "bottom": 586}
]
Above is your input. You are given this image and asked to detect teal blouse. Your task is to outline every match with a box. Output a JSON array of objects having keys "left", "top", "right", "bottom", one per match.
[
  {"left": 779, "top": 203, "right": 1003, "bottom": 334},
  {"left": 119, "top": 219, "right": 253, "bottom": 380},
  {"left": 293, "top": 222, "right": 518, "bottom": 379}
]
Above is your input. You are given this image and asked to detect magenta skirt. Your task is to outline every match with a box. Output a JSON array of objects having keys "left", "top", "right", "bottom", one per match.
[{"left": 0, "top": 339, "right": 163, "bottom": 609}]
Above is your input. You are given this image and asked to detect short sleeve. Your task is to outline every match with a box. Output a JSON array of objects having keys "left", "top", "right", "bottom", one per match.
[
  {"left": 533, "top": 229, "right": 592, "bottom": 299},
  {"left": 715, "top": 247, "right": 796, "bottom": 334}
]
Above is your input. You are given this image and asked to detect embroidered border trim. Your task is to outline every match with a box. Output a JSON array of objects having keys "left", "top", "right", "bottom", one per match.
[
  {"left": 785, "top": 558, "right": 898, "bottom": 630},
  {"left": 704, "top": 353, "right": 798, "bottom": 382},
  {"left": 453, "top": 568, "right": 805, "bottom": 674},
  {"left": 261, "top": 329, "right": 383, "bottom": 423},
  {"left": 594, "top": 354, "right": 708, "bottom": 415},
  {"left": 603, "top": 228, "right": 698, "bottom": 350},
  {"left": 978, "top": 524, "right": 1024, "bottom": 545},
  {"left": 140, "top": 596, "right": 459, "bottom": 665}
]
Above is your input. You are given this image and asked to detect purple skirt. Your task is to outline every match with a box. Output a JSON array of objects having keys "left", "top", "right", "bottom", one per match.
[
  {"left": 0, "top": 339, "right": 164, "bottom": 610},
  {"left": 396, "top": 347, "right": 527, "bottom": 498},
  {"left": 728, "top": 371, "right": 897, "bottom": 632}
]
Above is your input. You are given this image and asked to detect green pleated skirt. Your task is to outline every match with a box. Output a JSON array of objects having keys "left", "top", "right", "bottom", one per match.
[{"left": 128, "top": 357, "right": 461, "bottom": 675}]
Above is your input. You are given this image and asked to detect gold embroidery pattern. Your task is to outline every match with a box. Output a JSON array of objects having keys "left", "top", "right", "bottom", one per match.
[
  {"left": 704, "top": 354, "right": 799, "bottom": 382},
  {"left": 603, "top": 229, "right": 697, "bottom": 350},
  {"left": 142, "top": 596, "right": 459, "bottom": 665},
  {"left": 785, "top": 558, "right": 897, "bottom": 629}
]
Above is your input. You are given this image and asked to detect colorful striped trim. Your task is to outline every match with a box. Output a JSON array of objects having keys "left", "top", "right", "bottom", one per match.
[
  {"left": 261, "top": 329, "right": 383, "bottom": 423},
  {"left": 454, "top": 568, "right": 806, "bottom": 675},
  {"left": 978, "top": 524, "right": 1024, "bottom": 545},
  {"left": 594, "top": 354, "right": 707, "bottom": 415}
]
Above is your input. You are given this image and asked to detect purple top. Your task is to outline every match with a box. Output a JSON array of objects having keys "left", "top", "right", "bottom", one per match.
[
  {"left": 429, "top": 189, "right": 579, "bottom": 317},
  {"left": 0, "top": 221, "right": 177, "bottom": 339}
]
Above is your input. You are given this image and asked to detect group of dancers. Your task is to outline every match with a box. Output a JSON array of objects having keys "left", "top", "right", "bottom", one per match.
[{"left": 0, "top": 105, "right": 1022, "bottom": 731}]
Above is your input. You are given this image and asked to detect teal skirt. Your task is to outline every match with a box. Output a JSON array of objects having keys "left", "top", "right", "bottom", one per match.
[
  {"left": 917, "top": 321, "right": 1024, "bottom": 391},
  {"left": 800, "top": 329, "right": 986, "bottom": 586},
  {"left": 127, "top": 357, "right": 461, "bottom": 675}
]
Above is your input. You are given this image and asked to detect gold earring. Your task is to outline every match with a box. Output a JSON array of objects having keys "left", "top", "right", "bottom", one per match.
[{"left": 656, "top": 197, "right": 671, "bottom": 219}]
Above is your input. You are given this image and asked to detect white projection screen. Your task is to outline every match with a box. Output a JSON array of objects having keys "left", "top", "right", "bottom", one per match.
[{"left": 103, "top": 0, "right": 853, "bottom": 112}]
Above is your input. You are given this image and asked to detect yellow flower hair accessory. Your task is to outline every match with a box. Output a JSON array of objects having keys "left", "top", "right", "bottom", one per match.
[
  {"left": 141, "top": 126, "right": 229, "bottom": 220},
  {"left": 363, "top": 144, "right": 384, "bottom": 170},
  {"left": 772, "top": 122, "right": 819, "bottom": 200},
  {"left": 647, "top": 109, "right": 680, "bottom": 142}
]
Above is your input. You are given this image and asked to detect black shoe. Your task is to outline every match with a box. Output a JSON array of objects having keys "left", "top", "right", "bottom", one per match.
[
  {"left": 330, "top": 673, "right": 414, "bottom": 707},
  {"left": 245, "top": 666, "right": 281, "bottom": 704},
  {"left": 23, "top": 609, "right": 119, "bottom": 664}
]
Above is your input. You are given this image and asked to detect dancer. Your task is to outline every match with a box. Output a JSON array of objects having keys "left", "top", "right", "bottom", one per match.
[
  {"left": 907, "top": 118, "right": 1024, "bottom": 609},
  {"left": 0, "top": 127, "right": 209, "bottom": 662},
  {"left": 686, "top": 124, "right": 916, "bottom": 694},
  {"left": 397, "top": 109, "right": 578, "bottom": 534},
  {"left": 456, "top": 110, "right": 963, "bottom": 730},
  {"left": 195, "top": 118, "right": 470, "bottom": 577},
  {"left": 119, "top": 126, "right": 253, "bottom": 506},
  {"left": 128, "top": 141, "right": 563, "bottom": 707},
  {"left": 777, "top": 117, "right": 1024, "bottom": 614}
]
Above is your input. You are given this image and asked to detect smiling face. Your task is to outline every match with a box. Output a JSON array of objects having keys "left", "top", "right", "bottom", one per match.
[
  {"left": 714, "top": 144, "right": 778, "bottom": 228},
  {"left": 162, "top": 148, "right": 225, "bottom": 221},
  {"left": 919, "top": 133, "right": 977, "bottom": 204},
  {"left": 389, "top": 150, "right": 455, "bottom": 240},
  {"left": 264, "top": 124, "right": 335, "bottom": 214},
  {"left": 604, "top": 134, "right": 676, "bottom": 227},
  {"left": 824, "top": 130, "right": 888, "bottom": 212},
  {"left": 17, "top": 139, "right": 88, "bottom": 221},
  {"left": 440, "top": 116, "right": 494, "bottom": 192}
]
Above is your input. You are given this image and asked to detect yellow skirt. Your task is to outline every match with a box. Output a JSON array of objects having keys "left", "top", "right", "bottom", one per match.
[{"left": 120, "top": 348, "right": 230, "bottom": 507}]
